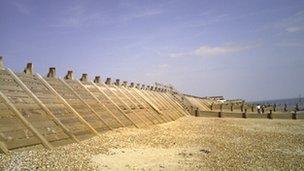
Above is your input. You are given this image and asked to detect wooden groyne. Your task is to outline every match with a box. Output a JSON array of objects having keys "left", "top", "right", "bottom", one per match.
[{"left": 0, "top": 57, "right": 190, "bottom": 154}]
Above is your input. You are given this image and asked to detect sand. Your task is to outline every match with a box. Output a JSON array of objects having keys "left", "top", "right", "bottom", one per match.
[{"left": 1, "top": 116, "right": 304, "bottom": 170}]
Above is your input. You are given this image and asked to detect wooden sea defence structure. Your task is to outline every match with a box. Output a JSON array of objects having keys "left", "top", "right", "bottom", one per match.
[{"left": 0, "top": 57, "right": 191, "bottom": 154}]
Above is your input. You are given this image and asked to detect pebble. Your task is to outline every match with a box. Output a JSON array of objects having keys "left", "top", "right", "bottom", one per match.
[{"left": 0, "top": 117, "right": 303, "bottom": 170}]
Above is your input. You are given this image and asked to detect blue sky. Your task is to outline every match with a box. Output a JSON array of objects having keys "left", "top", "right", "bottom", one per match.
[{"left": 0, "top": 0, "right": 303, "bottom": 101}]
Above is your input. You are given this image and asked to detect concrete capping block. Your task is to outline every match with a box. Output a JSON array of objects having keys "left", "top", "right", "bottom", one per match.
[
  {"left": 94, "top": 76, "right": 101, "bottom": 83},
  {"left": 64, "top": 70, "right": 73, "bottom": 80},
  {"left": 80, "top": 73, "right": 88, "bottom": 82},
  {"left": 47, "top": 67, "right": 56, "bottom": 78},
  {"left": 136, "top": 83, "right": 140, "bottom": 89},
  {"left": 24, "top": 63, "right": 33, "bottom": 75},
  {"left": 115, "top": 79, "right": 120, "bottom": 86},
  {"left": 141, "top": 84, "right": 145, "bottom": 90},
  {"left": 122, "top": 81, "right": 128, "bottom": 87},
  {"left": 105, "top": 77, "right": 111, "bottom": 85},
  {"left": 130, "top": 82, "right": 135, "bottom": 88}
]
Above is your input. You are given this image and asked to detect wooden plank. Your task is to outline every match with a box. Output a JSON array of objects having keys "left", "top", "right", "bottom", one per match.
[
  {"left": 132, "top": 88, "right": 170, "bottom": 122},
  {"left": 77, "top": 81, "right": 125, "bottom": 127},
  {"left": 119, "top": 86, "right": 160, "bottom": 124},
  {"left": 164, "top": 93, "right": 191, "bottom": 115},
  {"left": 0, "top": 90, "right": 53, "bottom": 150},
  {"left": 107, "top": 84, "right": 148, "bottom": 127},
  {"left": 35, "top": 74, "right": 99, "bottom": 136},
  {"left": 61, "top": 79, "right": 112, "bottom": 130},
  {"left": 141, "top": 90, "right": 174, "bottom": 121},
  {"left": 156, "top": 92, "right": 185, "bottom": 117},
  {"left": 0, "top": 140, "right": 9, "bottom": 154},
  {"left": 10, "top": 71, "right": 79, "bottom": 143},
  {"left": 91, "top": 82, "right": 140, "bottom": 128},
  {"left": 149, "top": 91, "right": 180, "bottom": 119}
]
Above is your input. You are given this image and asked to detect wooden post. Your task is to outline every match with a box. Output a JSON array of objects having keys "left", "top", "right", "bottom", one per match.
[
  {"left": 242, "top": 109, "right": 247, "bottom": 119},
  {"left": 24, "top": 63, "right": 33, "bottom": 75},
  {"left": 0, "top": 90, "right": 53, "bottom": 150},
  {"left": 195, "top": 108, "right": 199, "bottom": 117},
  {"left": 210, "top": 103, "right": 214, "bottom": 111},
  {"left": 251, "top": 105, "right": 254, "bottom": 112},
  {"left": 91, "top": 81, "right": 140, "bottom": 128},
  {"left": 37, "top": 72, "right": 99, "bottom": 136},
  {"left": 105, "top": 77, "right": 111, "bottom": 85},
  {"left": 61, "top": 79, "right": 113, "bottom": 130},
  {"left": 292, "top": 111, "right": 298, "bottom": 120},
  {"left": 94, "top": 76, "right": 101, "bottom": 83},
  {"left": 267, "top": 110, "right": 273, "bottom": 119},
  {"left": 284, "top": 104, "right": 287, "bottom": 112},
  {"left": 231, "top": 103, "right": 234, "bottom": 112},
  {"left": 0, "top": 56, "right": 3, "bottom": 69},
  {"left": 80, "top": 73, "right": 88, "bottom": 82},
  {"left": 115, "top": 79, "right": 120, "bottom": 86},
  {"left": 77, "top": 79, "right": 125, "bottom": 127},
  {"left": 273, "top": 104, "right": 276, "bottom": 112},
  {"left": 64, "top": 70, "right": 73, "bottom": 80},
  {"left": 47, "top": 67, "right": 56, "bottom": 78},
  {"left": 218, "top": 111, "right": 222, "bottom": 118}
]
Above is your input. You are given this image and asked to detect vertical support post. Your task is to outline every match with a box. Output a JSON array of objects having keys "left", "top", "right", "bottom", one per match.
[
  {"left": 24, "top": 63, "right": 33, "bottom": 75},
  {"left": 47, "top": 67, "right": 56, "bottom": 78},
  {"left": 0, "top": 90, "right": 53, "bottom": 150},
  {"left": 0, "top": 56, "right": 4, "bottom": 69},
  {"left": 231, "top": 103, "right": 234, "bottom": 112},
  {"left": 284, "top": 104, "right": 287, "bottom": 112},
  {"left": 242, "top": 109, "right": 247, "bottom": 119},
  {"left": 292, "top": 111, "right": 298, "bottom": 120},
  {"left": 267, "top": 110, "right": 273, "bottom": 119}
]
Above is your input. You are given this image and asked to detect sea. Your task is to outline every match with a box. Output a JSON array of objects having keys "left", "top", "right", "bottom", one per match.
[{"left": 250, "top": 97, "right": 304, "bottom": 108}]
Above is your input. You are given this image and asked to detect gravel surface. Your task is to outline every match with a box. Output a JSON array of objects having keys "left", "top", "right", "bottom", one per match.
[{"left": 1, "top": 116, "right": 304, "bottom": 170}]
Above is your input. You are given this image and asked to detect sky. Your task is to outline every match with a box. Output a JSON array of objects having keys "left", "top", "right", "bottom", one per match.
[{"left": 0, "top": 0, "right": 303, "bottom": 101}]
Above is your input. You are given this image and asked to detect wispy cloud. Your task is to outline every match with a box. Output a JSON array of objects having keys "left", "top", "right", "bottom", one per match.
[
  {"left": 262, "top": 10, "right": 304, "bottom": 33},
  {"left": 169, "top": 43, "right": 258, "bottom": 58},
  {"left": 276, "top": 42, "right": 304, "bottom": 48},
  {"left": 11, "top": 1, "right": 30, "bottom": 15},
  {"left": 49, "top": 4, "right": 102, "bottom": 28},
  {"left": 123, "top": 8, "right": 163, "bottom": 21}
]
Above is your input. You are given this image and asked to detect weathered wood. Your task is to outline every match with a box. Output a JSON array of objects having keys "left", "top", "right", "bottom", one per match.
[
  {"left": 34, "top": 74, "right": 99, "bottom": 136},
  {"left": 0, "top": 139, "right": 9, "bottom": 154},
  {"left": 77, "top": 80, "right": 125, "bottom": 127},
  {"left": 141, "top": 90, "right": 174, "bottom": 121},
  {"left": 91, "top": 81, "right": 139, "bottom": 128},
  {"left": 164, "top": 93, "right": 191, "bottom": 115},
  {"left": 13, "top": 72, "right": 79, "bottom": 143},
  {"left": 121, "top": 86, "right": 161, "bottom": 124},
  {"left": 113, "top": 85, "right": 153, "bottom": 125},
  {"left": 0, "top": 90, "right": 53, "bottom": 150},
  {"left": 61, "top": 79, "right": 112, "bottom": 130},
  {"left": 132, "top": 88, "right": 170, "bottom": 122}
]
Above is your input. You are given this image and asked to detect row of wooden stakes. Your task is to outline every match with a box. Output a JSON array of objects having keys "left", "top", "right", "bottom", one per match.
[{"left": 0, "top": 56, "right": 190, "bottom": 154}]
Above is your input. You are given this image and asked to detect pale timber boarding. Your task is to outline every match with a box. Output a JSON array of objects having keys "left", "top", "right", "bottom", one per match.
[{"left": 0, "top": 57, "right": 193, "bottom": 153}]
